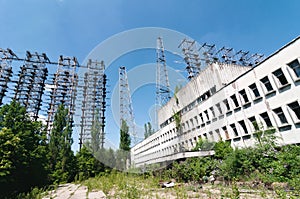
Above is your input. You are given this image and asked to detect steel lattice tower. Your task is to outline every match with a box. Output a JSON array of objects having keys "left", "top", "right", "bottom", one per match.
[
  {"left": 179, "top": 39, "right": 202, "bottom": 80},
  {"left": 79, "top": 59, "right": 107, "bottom": 150},
  {"left": 14, "top": 51, "right": 49, "bottom": 120},
  {"left": 0, "top": 48, "right": 15, "bottom": 105},
  {"left": 119, "top": 66, "right": 137, "bottom": 144},
  {"left": 46, "top": 56, "right": 78, "bottom": 134},
  {"left": 156, "top": 37, "right": 171, "bottom": 107}
]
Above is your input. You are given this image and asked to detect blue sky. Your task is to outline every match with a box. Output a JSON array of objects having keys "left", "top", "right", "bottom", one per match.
[{"left": 1, "top": 0, "right": 300, "bottom": 152}]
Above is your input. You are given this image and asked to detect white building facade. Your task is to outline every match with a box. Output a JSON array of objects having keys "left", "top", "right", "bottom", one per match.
[{"left": 131, "top": 37, "right": 300, "bottom": 168}]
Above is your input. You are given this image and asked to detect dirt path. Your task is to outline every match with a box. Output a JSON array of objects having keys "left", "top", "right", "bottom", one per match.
[{"left": 43, "top": 183, "right": 106, "bottom": 199}]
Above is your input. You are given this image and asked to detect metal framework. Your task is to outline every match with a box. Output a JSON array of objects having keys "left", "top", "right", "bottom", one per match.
[
  {"left": 14, "top": 51, "right": 49, "bottom": 120},
  {"left": 156, "top": 37, "right": 171, "bottom": 106},
  {"left": 79, "top": 59, "right": 106, "bottom": 149},
  {"left": 46, "top": 56, "right": 78, "bottom": 134},
  {"left": 0, "top": 48, "right": 15, "bottom": 105},
  {"left": 179, "top": 39, "right": 265, "bottom": 80},
  {"left": 179, "top": 39, "right": 202, "bottom": 79},
  {"left": 119, "top": 66, "right": 137, "bottom": 144}
]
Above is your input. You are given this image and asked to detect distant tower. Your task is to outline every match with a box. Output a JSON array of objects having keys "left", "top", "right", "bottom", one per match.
[
  {"left": 119, "top": 66, "right": 137, "bottom": 144},
  {"left": 46, "top": 56, "right": 78, "bottom": 134},
  {"left": 79, "top": 59, "right": 106, "bottom": 149},
  {"left": 179, "top": 39, "right": 202, "bottom": 80},
  {"left": 0, "top": 48, "right": 15, "bottom": 105},
  {"left": 14, "top": 51, "right": 49, "bottom": 120},
  {"left": 156, "top": 37, "right": 171, "bottom": 107}
]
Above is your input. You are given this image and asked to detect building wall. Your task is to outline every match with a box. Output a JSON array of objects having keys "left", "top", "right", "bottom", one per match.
[{"left": 131, "top": 37, "right": 300, "bottom": 168}]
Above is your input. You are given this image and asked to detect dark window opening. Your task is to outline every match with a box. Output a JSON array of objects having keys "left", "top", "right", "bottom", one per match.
[
  {"left": 199, "top": 113, "right": 204, "bottom": 123},
  {"left": 260, "top": 76, "right": 273, "bottom": 92},
  {"left": 288, "top": 101, "right": 300, "bottom": 120},
  {"left": 204, "top": 110, "right": 209, "bottom": 120},
  {"left": 273, "top": 68, "right": 288, "bottom": 86},
  {"left": 249, "top": 83, "right": 260, "bottom": 98},
  {"left": 216, "top": 103, "right": 223, "bottom": 114},
  {"left": 249, "top": 116, "right": 259, "bottom": 131},
  {"left": 230, "top": 123, "right": 239, "bottom": 137},
  {"left": 210, "top": 107, "right": 216, "bottom": 118},
  {"left": 222, "top": 126, "right": 230, "bottom": 139},
  {"left": 223, "top": 99, "right": 230, "bottom": 111},
  {"left": 238, "top": 120, "right": 248, "bottom": 134},
  {"left": 260, "top": 112, "right": 273, "bottom": 127},
  {"left": 231, "top": 94, "right": 239, "bottom": 107},
  {"left": 239, "top": 89, "right": 249, "bottom": 103},
  {"left": 273, "top": 107, "right": 288, "bottom": 124},
  {"left": 288, "top": 59, "right": 300, "bottom": 78}
]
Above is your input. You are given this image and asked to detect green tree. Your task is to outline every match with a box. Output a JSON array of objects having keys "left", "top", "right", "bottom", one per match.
[
  {"left": 90, "top": 109, "right": 102, "bottom": 153},
  {"left": 144, "top": 122, "right": 154, "bottom": 139},
  {"left": 49, "top": 104, "right": 77, "bottom": 183},
  {"left": 119, "top": 119, "right": 130, "bottom": 151},
  {"left": 0, "top": 101, "right": 48, "bottom": 197}
]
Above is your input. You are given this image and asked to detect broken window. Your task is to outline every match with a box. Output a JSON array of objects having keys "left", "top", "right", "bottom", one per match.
[
  {"left": 273, "top": 107, "right": 288, "bottom": 124},
  {"left": 288, "top": 59, "right": 300, "bottom": 78},
  {"left": 230, "top": 123, "right": 239, "bottom": 137},
  {"left": 222, "top": 126, "right": 230, "bottom": 139},
  {"left": 249, "top": 83, "right": 260, "bottom": 98},
  {"left": 223, "top": 99, "right": 231, "bottom": 111},
  {"left": 273, "top": 68, "right": 288, "bottom": 86},
  {"left": 210, "top": 107, "right": 216, "bottom": 118},
  {"left": 260, "top": 112, "right": 273, "bottom": 127},
  {"left": 288, "top": 101, "right": 300, "bottom": 120},
  {"left": 204, "top": 110, "right": 209, "bottom": 120},
  {"left": 238, "top": 120, "right": 248, "bottom": 134},
  {"left": 248, "top": 116, "right": 259, "bottom": 131},
  {"left": 260, "top": 76, "right": 274, "bottom": 92},
  {"left": 230, "top": 94, "right": 239, "bottom": 107},
  {"left": 239, "top": 89, "right": 249, "bottom": 103},
  {"left": 216, "top": 103, "right": 223, "bottom": 114}
]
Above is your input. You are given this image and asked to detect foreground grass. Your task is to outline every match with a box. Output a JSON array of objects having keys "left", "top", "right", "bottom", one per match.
[{"left": 80, "top": 171, "right": 297, "bottom": 199}]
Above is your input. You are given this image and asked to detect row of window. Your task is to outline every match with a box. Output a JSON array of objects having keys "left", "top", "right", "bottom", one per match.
[{"left": 134, "top": 59, "right": 300, "bottom": 157}]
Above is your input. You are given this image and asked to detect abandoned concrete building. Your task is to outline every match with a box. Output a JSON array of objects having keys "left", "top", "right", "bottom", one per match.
[{"left": 131, "top": 36, "right": 300, "bottom": 168}]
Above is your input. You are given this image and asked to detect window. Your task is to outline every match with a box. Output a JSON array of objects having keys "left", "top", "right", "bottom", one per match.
[
  {"left": 204, "top": 110, "right": 209, "bottom": 120},
  {"left": 238, "top": 120, "right": 248, "bottom": 134},
  {"left": 216, "top": 103, "right": 223, "bottom": 114},
  {"left": 230, "top": 123, "right": 239, "bottom": 137},
  {"left": 288, "top": 59, "right": 300, "bottom": 78},
  {"left": 239, "top": 89, "right": 249, "bottom": 103},
  {"left": 231, "top": 94, "right": 239, "bottom": 107},
  {"left": 273, "top": 107, "right": 288, "bottom": 124},
  {"left": 273, "top": 68, "right": 288, "bottom": 86},
  {"left": 260, "top": 76, "right": 274, "bottom": 92},
  {"left": 288, "top": 101, "right": 300, "bottom": 120},
  {"left": 249, "top": 116, "right": 259, "bottom": 130},
  {"left": 210, "top": 107, "right": 216, "bottom": 118},
  {"left": 249, "top": 83, "right": 260, "bottom": 98},
  {"left": 199, "top": 113, "right": 204, "bottom": 123},
  {"left": 260, "top": 112, "right": 273, "bottom": 127},
  {"left": 215, "top": 129, "right": 221, "bottom": 140},
  {"left": 222, "top": 126, "right": 230, "bottom": 139},
  {"left": 223, "top": 99, "right": 230, "bottom": 111},
  {"left": 194, "top": 116, "right": 199, "bottom": 125}
]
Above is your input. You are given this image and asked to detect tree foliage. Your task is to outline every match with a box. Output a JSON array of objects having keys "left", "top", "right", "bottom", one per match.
[
  {"left": 49, "top": 104, "right": 77, "bottom": 183},
  {"left": 144, "top": 122, "right": 154, "bottom": 139},
  {"left": 0, "top": 101, "right": 48, "bottom": 197},
  {"left": 119, "top": 119, "right": 130, "bottom": 151}
]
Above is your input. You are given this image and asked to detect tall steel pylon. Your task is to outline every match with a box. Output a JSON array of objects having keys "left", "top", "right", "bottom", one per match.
[
  {"left": 0, "top": 48, "right": 15, "bottom": 105},
  {"left": 119, "top": 66, "right": 137, "bottom": 145},
  {"left": 79, "top": 59, "right": 107, "bottom": 150},
  {"left": 178, "top": 38, "right": 202, "bottom": 80},
  {"left": 156, "top": 37, "right": 171, "bottom": 107},
  {"left": 14, "top": 51, "right": 49, "bottom": 121},
  {"left": 46, "top": 56, "right": 78, "bottom": 134}
]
